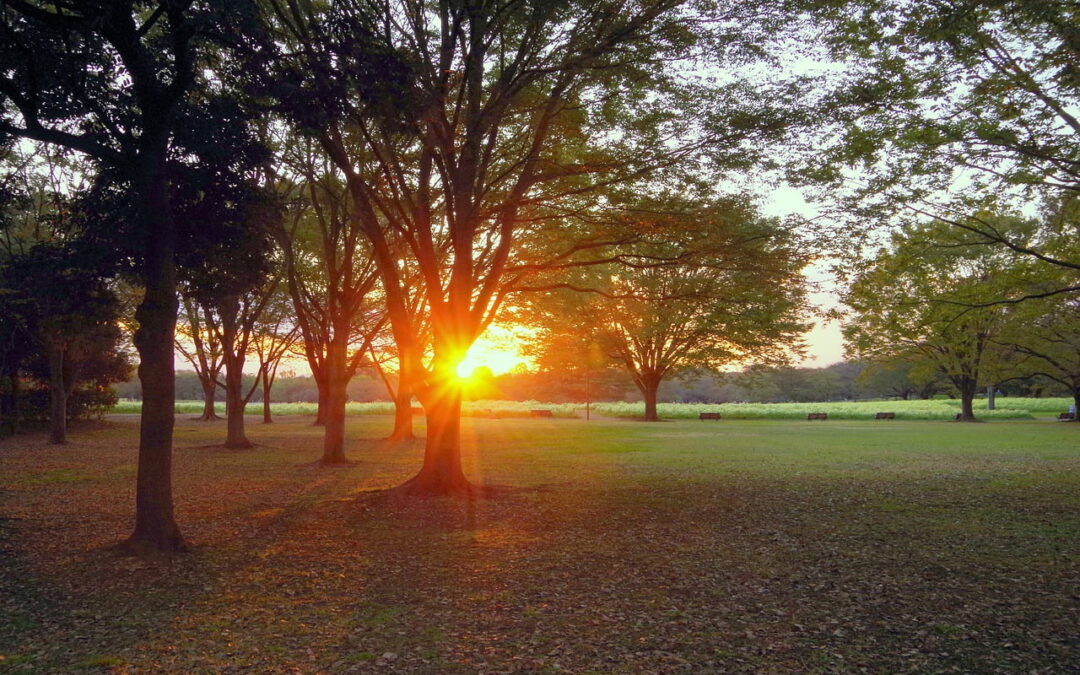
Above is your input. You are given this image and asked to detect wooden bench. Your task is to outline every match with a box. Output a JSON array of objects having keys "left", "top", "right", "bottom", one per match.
[
  {"left": 529, "top": 409, "right": 553, "bottom": 418},
  {"left": 1058, "top": 412, "right": 1076, "bottom": 421},
  {"left": 806, "top": 412, "right": 828, "bottom": 421},
  {"left": 699, "top": 412, "right": 722, "bottom": 421},
  {"left": 875, "top": 412, "right": 896, "bottom": 420}
]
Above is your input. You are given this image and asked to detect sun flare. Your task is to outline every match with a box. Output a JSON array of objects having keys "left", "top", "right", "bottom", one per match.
[{"left": 454, "top": 325, "right": 531, "bottom": 379}]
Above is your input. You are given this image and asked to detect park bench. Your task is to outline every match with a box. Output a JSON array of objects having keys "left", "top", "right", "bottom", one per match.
[
  {"left": 1058, "top": 412, "right": 1076, "bottom": 421},
  {"left": 529, "top": 409, "right": 553, "bottom": 418},
  {"left": 699, "top": 412, "right": 722, "bottom": 420},
  {"left": 875, "top": 412, "right": 896, "bottom": 420},
  {"left": 806, "top": 412, "right": 828, "bottom": 421}
]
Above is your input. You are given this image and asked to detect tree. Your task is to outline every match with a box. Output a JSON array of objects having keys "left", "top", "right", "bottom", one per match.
[
  {"left": 856, "top": 358, "right": 945, "bottom": 400},
  {"left": 251, "top": 283, "right": 299, "bottom": 424},
  {"left": 176, "top": 172, "right": 279, "bottom": 449},
  {"left": 0, "top": 244, "right": 129, "bottom": 443},
  {"left": 998, "top": 291, "right": 1080, "bottom": 421},
  {"left": 811, "top": 0, "right": 1080, "bottom": 299},
  {"left": 272, "top": 146, "right": 386, "bottom": 464},
  {"left": 263, "top": 0, "right": 811, "bottom": 495},
  {"left": 0, "top": 0, "right": 266, "bottom": 552},
  {"left": 529, "top": 198, "right": 810, "bottom": 420},
  {"left": 175, "top": 295, "right": 225, "bottom": 421},
  {"left": 843, "top": 221, "right": 1019, "bottom": 421}
]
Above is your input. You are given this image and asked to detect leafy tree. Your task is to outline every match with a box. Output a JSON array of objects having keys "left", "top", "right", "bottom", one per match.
[
  {"left": 272, "top": 147, "right": 386, "bottom": 463},
  {"left": 527, "top": 198, "right": 810, "bottom": 421},
  {"left": 811, "top": 0, "right": 1080, "bottom": 298},
  {"left": 0, "top": 0, "right": 264, "bottom": 552},
  {"left": 262, "top": 0, "right": 812, "bottom": 495},
  {"left": 998, "top": 291, "right": 1080, "bottom": 421},
  {"left": 176, "top": 295, "right": 225, "bottom": 421},
  {"left": 251, "top": 282, "right": 300, "bottom": 424},
  {"left": 843, "top": 221, "right": 1021, "bottom": 420},
  {"left": 856, "top": 358, "right": 945, "bottom": 400}
]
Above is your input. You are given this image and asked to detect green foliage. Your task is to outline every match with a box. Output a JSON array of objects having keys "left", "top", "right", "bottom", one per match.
[
  {"left": 842, "top": 219, "right": 1032, "bottom": 411},
  {"left": 809, "top": 0, "right": 1080, "bottom": 284}
]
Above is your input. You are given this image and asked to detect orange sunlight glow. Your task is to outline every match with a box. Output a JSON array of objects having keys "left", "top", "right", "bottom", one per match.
[{"left": 454, "top": 325, "right": 531, "bottom": 379}]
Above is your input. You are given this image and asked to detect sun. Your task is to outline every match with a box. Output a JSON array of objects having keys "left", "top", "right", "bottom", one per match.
[{"left": 454, "top": 325, "right": 531, "bottom": 379}]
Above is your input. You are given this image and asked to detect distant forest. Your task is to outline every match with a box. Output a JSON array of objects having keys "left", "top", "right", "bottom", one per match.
[{"left": 114, "top": 362, "right": 1069, "bottom": 406}]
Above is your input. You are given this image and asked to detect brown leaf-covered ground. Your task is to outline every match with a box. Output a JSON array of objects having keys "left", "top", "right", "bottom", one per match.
[{"left": 1, "top": 415, "right": 1077, "bottom": 673}]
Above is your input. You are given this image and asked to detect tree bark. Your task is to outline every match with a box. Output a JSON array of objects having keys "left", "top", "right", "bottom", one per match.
[
  {"left": 47, "top": 345, "right": 67, "bottom": 445},
  {"left": 125, "top": 160, "right": 185, "bottom": 553},
  {"left": 1072, "top": 388, "right": 1080, "bottom": 423},
  {"left": 389, "top": 384, "right": 415, "bottom": 441},
  {"left": 221, "top": 303, "right": 252, "bottom": 449},
  {"left": 956, "top": 378, "right": 978, "bottom": 422},
  {"left": 262, "top": 367, "right": 273, "bottom": 424},
  {"left": 639, "top": 373, "right": 662, "bottom": 422},
  {"left": 314, "top": 377, "right": 328, "bottom": 426},
  {"left": 388, "top": 358, "right": 415, "bottom": 441},
  {"left": 199, "top": 377, "right": 220, "bottom": 420},
  {"left": 399, "top": 383, "right": 473, "bottom": 496},
  {"left": 321, "top": 340, "right": 350, "bottom": 464},
  {"left": 223, "top": 365, "right": 251, "bottom": 448}
]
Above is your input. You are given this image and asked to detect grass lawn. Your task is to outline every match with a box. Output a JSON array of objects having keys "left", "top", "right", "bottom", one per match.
[{"left": 0, "top": 415, "right": 1077, "bottom": 673}]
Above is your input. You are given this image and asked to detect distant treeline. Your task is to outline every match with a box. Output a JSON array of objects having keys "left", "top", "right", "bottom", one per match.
[{"left": 114, "top": 361, "right": 1069, "bottom": 405}]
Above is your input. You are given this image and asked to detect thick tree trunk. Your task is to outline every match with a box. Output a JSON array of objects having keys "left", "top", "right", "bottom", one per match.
[
  {"left": 125, "top": 165, "right": 184, "bottom": 553},
  {"left": 643, "top": 382, "right": 660, "bottom": 422},
  {"left": 388, "top": 385, "right": 415, "bottom": 441},
  {"left": 321, "top": 342, "right": 350, "bottom": 464},
  {"left": 223, "top": 368, "right": 251, "bottom": 449},
  {"left": 47, "top": 345, "right": 67, "bottom": 445},
  {"left": 956, "top": 378, "right": 978, "bottom": 422},
  {"left": 199, "top": 377, "right": 219, "bottom": 420},
  {"left": 1072, "top": 389, "right": 1080, "bottom": 423},
  {"left": 399, "top": 385, "right": 473, "bottom": 496}
]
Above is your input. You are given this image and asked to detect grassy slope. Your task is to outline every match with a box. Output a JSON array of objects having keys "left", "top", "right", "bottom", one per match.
[
  {"left": 0, "top": 416, "right": 1077, "bottom": 673},
  {"left": 110, "top": 396, "right": 1076, "bottom": 420}
]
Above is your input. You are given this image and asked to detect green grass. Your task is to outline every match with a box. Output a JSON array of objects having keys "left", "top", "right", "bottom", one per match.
[
  {"left": 0, "top": 415, "right": 1076, "bottom": 672},
  {"left": 109, "top": 396, "right": 1074, "bottom": 420}
]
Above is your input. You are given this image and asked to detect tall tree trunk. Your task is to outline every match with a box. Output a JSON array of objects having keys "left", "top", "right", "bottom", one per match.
[
  {"left": 387, "top": 360, "right": 415, "bottom": 441},
  {"left": 957, "top": 378, "right": 977, "bottom": 422},
  {"left": 320, "top": 336, "right": 352, "bottom": 464},
  {"left": 199, "top": 377, "right": 219, "bottom": 420},
  {"left": 389, "top": 384, "right": 414, "bottom": 440},
  {"left": 125, "top": 161, "right": 184, "bottom": 553},
  {"left": 314, "top": 376, "right": 328, "bottom": 426},
  {"left": 223, "top": 364, "right": 251, "bottom": 448},
  {"left": 400, "top": 381, "right": 472, "bottom": 496},
  {"left": 262, "top": 366, "right": 273, "bottom": 424},
  {"left": 1072, "top": 388, "right": 1080, "bottom": 423},
  {"left": 47, "top": 345, "right": 67, "bottom": 445},
  {"left": 641, "top": 374, "right": 661, "bottom": 422}
]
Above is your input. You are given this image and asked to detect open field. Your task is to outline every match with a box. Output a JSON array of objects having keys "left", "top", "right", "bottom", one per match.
[
  {"left": 1, "top": 415, "right": 1077, "bottom": 673},
  {"left": 111, "top": 396, "right": 1076, "bottom": 421}
]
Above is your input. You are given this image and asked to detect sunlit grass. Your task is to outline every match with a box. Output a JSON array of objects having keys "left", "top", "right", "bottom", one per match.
[{"left": 109, "top": 397, "right": 1073, "bottom": 420}]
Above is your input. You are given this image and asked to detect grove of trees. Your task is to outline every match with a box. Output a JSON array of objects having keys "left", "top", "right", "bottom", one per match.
[{"left": 1, "top": 0, "right": 1077, "bottom": 555}]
